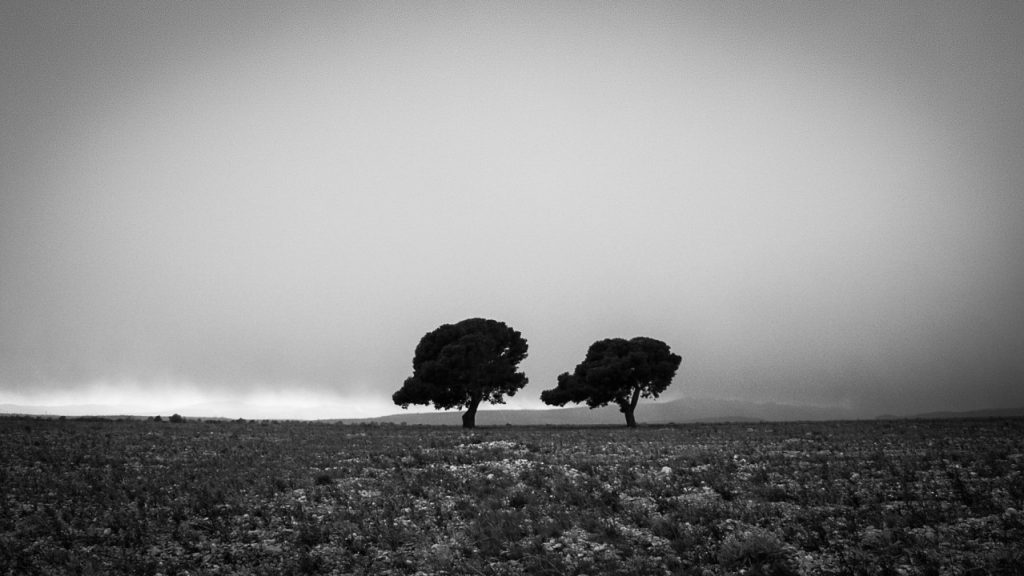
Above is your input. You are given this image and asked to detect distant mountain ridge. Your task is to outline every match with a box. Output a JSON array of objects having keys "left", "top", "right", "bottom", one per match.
[
  {"left": 0, "top": 401, "right": 370, "bottom": 421},
  {"left": 877, "top": 407, "right": 1024, "bottom": 420},
  {"left": 4, "top": 398, "right": 1023, "bottom": 424},
  {"left": 2, "top": 397, "right": 841, "bottom": 423},
  {"left": 354, "top": 397, "right": 861, "bottom": 426}
]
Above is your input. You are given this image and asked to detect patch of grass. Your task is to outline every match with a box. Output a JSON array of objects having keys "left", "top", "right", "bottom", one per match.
[{"left": 1, "top": 417, "right": 1022, "bottom": 574}]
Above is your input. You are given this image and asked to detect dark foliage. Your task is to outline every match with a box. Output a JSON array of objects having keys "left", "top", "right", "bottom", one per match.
[
  {"left": 541, "top": 336, "right": 681, "bottom": 427},
  {"left": 392, "top": 318, "right": 528, "bottom": 428},
  {"left": 540, "top": 337, "right": 679, "bottom": 409}
]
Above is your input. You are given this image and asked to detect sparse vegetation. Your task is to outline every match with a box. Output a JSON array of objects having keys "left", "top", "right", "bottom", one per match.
[{"left": 1, "top": 416, "right": 1022, "bottom": 574}]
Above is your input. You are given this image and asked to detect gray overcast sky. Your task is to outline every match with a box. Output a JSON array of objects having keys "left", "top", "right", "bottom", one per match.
[{"left": 2, "top": 1, "right": 1022, "bottom": 418}]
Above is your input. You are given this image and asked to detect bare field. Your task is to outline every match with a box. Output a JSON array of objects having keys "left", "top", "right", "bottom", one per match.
[{"left": 2, "top": 417, "right": 1022, "bottom": 575}]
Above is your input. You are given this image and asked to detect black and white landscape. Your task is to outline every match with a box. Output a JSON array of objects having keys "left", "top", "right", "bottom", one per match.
[{"left": 2, "top": 3, "right": 1023, "bottom": 573}]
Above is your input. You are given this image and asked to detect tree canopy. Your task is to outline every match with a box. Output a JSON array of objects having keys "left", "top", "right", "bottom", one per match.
[
  {"left": 540, "top": 336, "right": 681, "bottom": 427},
  {"left": 392, "top": 318, "right": 528, "bottom": 428}
]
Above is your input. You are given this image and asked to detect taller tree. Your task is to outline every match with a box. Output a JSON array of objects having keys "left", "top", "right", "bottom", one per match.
[
  {"left": 393, "top": 318, "right": 528, "bottom": 428},
  {"left": 541, "top": 337, "right": 681, "bottom": 427}
]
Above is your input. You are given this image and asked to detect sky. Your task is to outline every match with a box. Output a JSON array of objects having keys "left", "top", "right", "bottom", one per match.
[{"left": 2, "top": 1, "right": 1023, "bottom": 419}]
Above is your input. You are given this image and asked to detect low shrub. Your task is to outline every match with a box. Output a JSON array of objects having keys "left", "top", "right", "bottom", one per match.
[{"left": 718, "top": 527, "right": 798, "bottom": 576}]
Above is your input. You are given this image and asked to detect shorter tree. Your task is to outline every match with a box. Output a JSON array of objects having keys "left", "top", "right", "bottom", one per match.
[
  {"left": 393, "top": 318, "right": 529, "bottom": 428},
  {"left": 541, "top": 337, "right": 681, "bottom": 427}
]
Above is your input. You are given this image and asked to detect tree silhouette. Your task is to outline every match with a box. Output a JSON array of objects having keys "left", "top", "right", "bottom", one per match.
[
  {"left": 393, "top": 318, "right": 528, "bottom": 428},
  {"left": 541, "top": 337, "right": 681, "bottom": 427}
]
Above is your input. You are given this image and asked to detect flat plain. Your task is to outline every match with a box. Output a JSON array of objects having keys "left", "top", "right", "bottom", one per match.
[{"left": 1, "top": 416, "right": 1022, "bottom": 575}]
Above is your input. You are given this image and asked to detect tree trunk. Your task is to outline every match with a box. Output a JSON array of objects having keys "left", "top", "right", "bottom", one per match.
[
  {"left": 624, "top": 385, "right": 642, "bottom": 428},
  {"left": 624, "top": 407, "right": 637, "bottom": 428},
  {"left": 462, "top": 399, "right": 480, "bottom": 429}
]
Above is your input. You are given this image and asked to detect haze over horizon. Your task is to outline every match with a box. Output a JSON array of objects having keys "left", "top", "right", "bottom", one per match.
[{"left": 3, "top": 2, "right": 1023, "bottom": 421}]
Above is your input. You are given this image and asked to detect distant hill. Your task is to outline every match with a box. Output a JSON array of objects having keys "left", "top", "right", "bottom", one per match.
[
  {"left": 0, "top": 401, "right": 373, "bottom": 421},
  {"left": 878, "top": 407, "right": 1024, "bottom": 420},
  {"left": 6, "top": 398, "right": 1022, "bottom": 424},
  {"left": 344, "top": 396, "right": 862, "bottom": 426}
]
